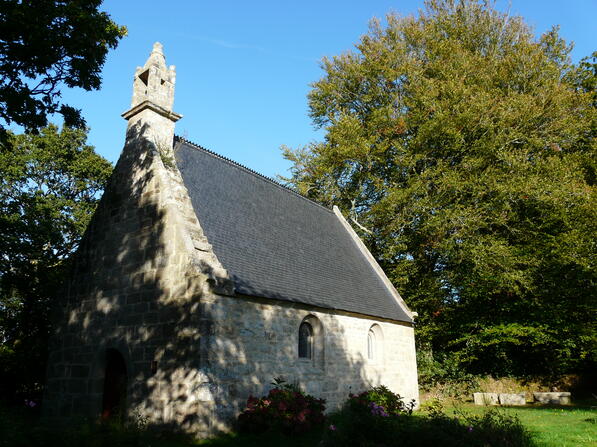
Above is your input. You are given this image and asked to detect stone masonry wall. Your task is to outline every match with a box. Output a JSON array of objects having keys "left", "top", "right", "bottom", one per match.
[
  {"left": 43, "top": 122, "right": 231, "bottom": 434},
  {"left": 200, "top": 293, "right": 419, "bottom": 431}
]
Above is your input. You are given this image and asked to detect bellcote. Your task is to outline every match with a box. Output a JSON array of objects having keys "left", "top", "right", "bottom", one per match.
[
  {"left": 122, "top": 42, "right": 182, "bottom": 125},
  {"left": 132, "top": 42, "right": 175, "bottom": 110}
]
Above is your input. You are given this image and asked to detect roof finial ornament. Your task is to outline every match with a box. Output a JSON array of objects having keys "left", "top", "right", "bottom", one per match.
[
  {"left": 125, "top": 42, "right": 178, "bottom": 112},
  {"left": 152, "top": 41, "right": 163, "bottom": 54},
  {"left": 143, "top": 42, "right": 167, "bottom": 71},
  {"left": 121, "top": 42, "right": 182, "bottom": 142}
]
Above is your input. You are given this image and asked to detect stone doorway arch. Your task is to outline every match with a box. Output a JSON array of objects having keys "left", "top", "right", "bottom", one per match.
[{"left": 101, "top": 348, "right": 128, "bottom": 420}]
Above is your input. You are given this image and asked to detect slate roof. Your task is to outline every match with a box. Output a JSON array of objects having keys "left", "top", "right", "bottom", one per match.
[{"left": 174, "top": 137, "right": 412, "bottom": 323}]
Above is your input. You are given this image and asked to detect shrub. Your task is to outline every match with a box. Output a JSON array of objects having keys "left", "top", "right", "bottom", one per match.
[
  {"left": 417, "top": 349, "right": 479, "bottom": 399},
  {"left": 348, "top": 385, "right": 416, "bottom": 417},
  {"left": 322, "top": 385, "right": 415, "bottom": 446},
  {"left": 463, "top": 408, "right": 535, "bottom": 447},
  {"left": 0, "top": 401, "right": 182, "bottom": 447},
  {"left": 237, "top": 378, "right": 326, "bottom": 435},
  {"left": 323, "top": 388, "right": 535, "bottom": 447}
]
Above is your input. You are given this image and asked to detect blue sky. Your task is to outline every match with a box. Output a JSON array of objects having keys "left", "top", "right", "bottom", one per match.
[{"left": 54, "top": 0, "right": 596, "bottom": 178}]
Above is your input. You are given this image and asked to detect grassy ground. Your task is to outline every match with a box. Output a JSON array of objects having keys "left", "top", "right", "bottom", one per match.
[
  {"left": 1, "top": 402, "right": 595, "bottom": 446},
  {"left": 195, "top": 431, "right": 322, "bottom": 446},
  {"left": 446, "top": 402, "right": 597, "bottom": 447},
  {"left": 194, "top": 402, "right": 597, "bottom": 447}
]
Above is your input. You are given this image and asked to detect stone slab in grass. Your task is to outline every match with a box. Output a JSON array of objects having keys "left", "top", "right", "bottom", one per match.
[
  {"left": 498, "top": 393, "right": 526, "bottom": 406},
  {"left": 533, "top": 392, "right": 571, "bottom": 405},
  {"left": 473, "top": 392, "right": 499, "bottom": 405}
]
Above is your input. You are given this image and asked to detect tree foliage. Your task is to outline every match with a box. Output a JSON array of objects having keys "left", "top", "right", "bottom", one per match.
[
  {"left": 283, "top": 0, "right": 596, "bottom": 377},
  {"left": 0, "top": 0, "right": 126, "bottom": 131},
  {"left": 0, "top": 125, "right": 112, "bottom": 402}
]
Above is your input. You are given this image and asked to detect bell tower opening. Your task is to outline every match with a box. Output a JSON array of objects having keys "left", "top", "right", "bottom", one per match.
[{"left": 138, "top": 69, "right": 149, "bottom": 86}]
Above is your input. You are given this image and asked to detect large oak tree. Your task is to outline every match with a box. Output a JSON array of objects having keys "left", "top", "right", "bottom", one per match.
[{"left": 284, "top": 0, "right": 596, "bottom": 377}]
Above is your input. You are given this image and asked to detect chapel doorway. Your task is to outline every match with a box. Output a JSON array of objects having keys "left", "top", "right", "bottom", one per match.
[{"left": 101, "top": 348, "right": 128, "bottom": 420}]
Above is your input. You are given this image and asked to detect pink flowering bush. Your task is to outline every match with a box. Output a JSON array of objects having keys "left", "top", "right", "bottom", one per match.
[{"left": 237, "top": 378, "right": 326, "bottom": 435}]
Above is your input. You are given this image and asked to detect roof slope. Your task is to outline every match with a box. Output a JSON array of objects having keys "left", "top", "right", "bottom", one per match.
[{"left": 174, "top": 138, "right": 412, "bottom": 323}]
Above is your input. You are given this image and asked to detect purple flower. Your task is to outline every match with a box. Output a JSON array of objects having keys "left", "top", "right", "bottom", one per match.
[
  {"left": 329, "top": 424, "right": 337, "bottom": 431},
  {"left": 468, "top": 426, "right": 473, "bottom": 432},
  {"left": 369, "top": 402, "right": 389, "bottom": 417}
]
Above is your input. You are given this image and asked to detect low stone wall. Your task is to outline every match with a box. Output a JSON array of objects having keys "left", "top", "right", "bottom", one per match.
[
  {"left": 498, "top": 393, "right": 525, "bottom": 406},
  {"left": 474, "top": 391, "right": 572, "bottom": 406},
  {"left": 473, "top": 392, "right": 499, "bottom": 405},
  {"left": 474, "top": 392, "right": 525, "bottom": 406},
  {"left": 533, "top": 392, "right": 571, "bottom": 405}
]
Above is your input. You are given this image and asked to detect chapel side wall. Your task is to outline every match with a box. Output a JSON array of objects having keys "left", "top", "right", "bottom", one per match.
[
  {"left": 202, "top": 293, "right": 419, "bottom": 428},
  {"left": 43, "top": 132, "right": 208, "bottom": 427}
]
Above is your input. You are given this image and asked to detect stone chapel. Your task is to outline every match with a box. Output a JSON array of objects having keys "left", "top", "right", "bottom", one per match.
[{"left": 44, "top": 43, "right": 419, "bottom": 436}]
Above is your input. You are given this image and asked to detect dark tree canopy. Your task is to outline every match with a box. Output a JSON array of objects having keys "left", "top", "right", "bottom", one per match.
[
  {"left": 0, "top": 0, "right": 126, "bottom": 131},
  {"left": 0, "top": 125, "right": 112, "bottom": 402},
  {"left": 283, "top": 0, "right": 596, "bottom": 377}
]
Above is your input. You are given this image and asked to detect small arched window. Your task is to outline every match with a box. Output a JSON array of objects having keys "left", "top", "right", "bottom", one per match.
[
  {"left": 367, "top": 328, "right": 376, "bottom": 360},
  {"left": 367, "top": 324, "right": 384, "bottom": 363},
  {"left": 298, "top": 322, "right": 313, "bottom": 359}
]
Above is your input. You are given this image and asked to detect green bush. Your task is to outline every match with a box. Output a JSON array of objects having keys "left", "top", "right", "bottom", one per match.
[
  {"left": 417, "top": 349, "right": 479, "bottom": 398},
  {"left": 237, "top": 378, "right": 326, "bottom": 435},
  {"left": 322, "top": 386, "right": 415, "bottom": 446},
  {"left": 347, "top": 385, "right": 416, "bottom": 417},
  {"left": 323, "top": 388, "right": 535, "bottom": 447},
  {"left": 0, "top": 401, "right": 189, "bottom": 447}
]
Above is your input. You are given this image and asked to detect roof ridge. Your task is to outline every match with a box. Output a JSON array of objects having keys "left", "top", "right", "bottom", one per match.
[{"left": 174, "top": 135, "right": 334, "bottom": 214}]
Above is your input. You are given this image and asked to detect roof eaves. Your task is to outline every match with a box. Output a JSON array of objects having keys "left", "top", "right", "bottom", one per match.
[{"left": 236, "top": 290, "right": 413, "bottom": 325}]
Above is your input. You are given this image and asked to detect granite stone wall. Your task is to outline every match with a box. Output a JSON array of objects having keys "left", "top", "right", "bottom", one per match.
[
  {"left": 43, "top": 121, "right": 218, "bottom": 432},
  {"left": 200, "top": 294, "right": 420, "bottom": 429}
]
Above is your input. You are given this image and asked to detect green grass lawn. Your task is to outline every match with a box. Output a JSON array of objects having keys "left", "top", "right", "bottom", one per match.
[
  {"left": 2, "top": 402, "right": 595, "bottom": 446},
  {"left": 195, "top": 431, "right": 322, "bottom": 446},
  {"left": 197, "top": 403, "right": 597, "bottom": 447},
  {"left": 446, "top": 402, "right": 597, "bottom": 447},
  {"left": 192, "top": 402, "right": 597, "bottom": 447}
]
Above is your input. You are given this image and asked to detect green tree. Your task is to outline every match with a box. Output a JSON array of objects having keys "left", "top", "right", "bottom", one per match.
[
  {"left": 0, "top": 0, "right": 126, "bottom": 131},
  {"left": 0, "top": 125, "right": 112, "bottom": 402},
  {"left": 283, "top": 0, "right": 596, "bottom": 377}
]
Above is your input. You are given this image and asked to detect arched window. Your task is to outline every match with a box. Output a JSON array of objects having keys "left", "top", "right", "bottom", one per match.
[
  {"left": 298, "top": 322, "right": 313, "bottom": 359},
  {"left": 367, "top": 324, "right": 384, "bottom": 363},
  {"left": 367, "top": 328, "right": 376, "bottom": 360},
  {"left": 297, "top": 315, "right": 324, "bottom": 368}
]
